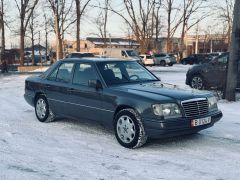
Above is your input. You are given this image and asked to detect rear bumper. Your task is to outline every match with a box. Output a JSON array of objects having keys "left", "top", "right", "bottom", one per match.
[{"left": 143, "top": 110, "right": 222, "bottom": 138}]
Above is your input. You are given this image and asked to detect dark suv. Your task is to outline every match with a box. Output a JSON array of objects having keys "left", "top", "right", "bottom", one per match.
[
  {"left": 181, "top": 54, "right": 213, "bottom": 65},
  {"left": 186, "top": 52, "right": 240, "bottom": 90}
]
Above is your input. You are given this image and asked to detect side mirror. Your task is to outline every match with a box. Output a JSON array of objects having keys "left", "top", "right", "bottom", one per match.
[{"left": 88, "top": 79, "right": 102, "bottom": 90}]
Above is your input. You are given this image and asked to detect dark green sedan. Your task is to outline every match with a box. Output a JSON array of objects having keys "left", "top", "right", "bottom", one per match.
[{"left": 24, "top": 58, "right": 222, "bottom": 148}]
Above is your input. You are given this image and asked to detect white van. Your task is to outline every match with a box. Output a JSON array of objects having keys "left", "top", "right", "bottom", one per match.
[{"left": 101, "top": 48, "right": 142, "bottom": 63}]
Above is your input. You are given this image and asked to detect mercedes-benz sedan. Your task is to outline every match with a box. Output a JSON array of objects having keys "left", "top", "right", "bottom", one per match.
[{"left": 24, "top": 58, "right": 222, "bottom": 148}]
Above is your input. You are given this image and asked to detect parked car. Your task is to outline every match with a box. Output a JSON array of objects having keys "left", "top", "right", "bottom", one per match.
[
  {"left": 66, "top": 52, "right": 95, "bottom": 58},
  {"left": 186, "top": 52, "right": 240, "bottom": 90},
  {"left": 24, "top": 55, "right": 49, "bottom": 64},
  {"left": 181, "top": 54, "right": 213, "bottom": 65},
  {"left": 152, "top": 53, "right": 177, "bottom": 66},
  {"left": 24, "top": 58, "right": 222, "bottom": 148},
  {"left": 101, "top": 48, "right": 142, "bottom": 64},
  {"left": 208, "top": 52, "right": 224, "bottom": 59},
  {"left": 139, "top": 54, "right": 154, "bottom": 66}
]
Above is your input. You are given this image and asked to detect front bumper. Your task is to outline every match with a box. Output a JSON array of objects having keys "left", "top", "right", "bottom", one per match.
[{"left": 142, "top": 110, "right": 222, "bottom": 138}]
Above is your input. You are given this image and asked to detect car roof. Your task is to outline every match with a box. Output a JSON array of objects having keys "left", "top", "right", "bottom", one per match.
[{"left": 60, "top": 57, "right": 136, "bottom": 63}]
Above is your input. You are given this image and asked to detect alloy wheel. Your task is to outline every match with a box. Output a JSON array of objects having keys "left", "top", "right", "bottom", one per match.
[
  {"left": 36, "top": 98, "right": 47, "bottom": 119},
  {"left": 191, "top": 76, "right": 203, "bottom": 89},
  {"left": 116, "top": 115, "right": 136, "bottom": 143}
]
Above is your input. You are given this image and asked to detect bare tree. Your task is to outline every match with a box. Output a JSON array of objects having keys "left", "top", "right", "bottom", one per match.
[
  {"left": 93, "top": 0, "right": 111, "bottom": 46},
  {"left": 14, "top": 0, "right": 39, "bottom": 65},
  {"left": 75, "top": 0, "right": 91, "bottom": 52},
  {"left": 48, "top": 0, "right": 76, "bottom": 60},
  {"left": 215, "top": 0, "right": 234, "bottom": 48},
  {"left": 152, "top": 0, "right": 162, "bottom": 51},
  {"left": 162, "top": 0, "right": 183, "bottom": 52},
  {"left": 225, "top": 0, "right": 239, "bottom": 101},
  {"left": 26, "top": 11, "right": 39, "bottom": 65},
  {"left": 48, "top": 0, "right": 64, "bottom": 60},
  {"left": 179, "top": 0, "right": 210, "bottom": 58},
  {"left": 43, "top": 13, "right": 51, "bottom": 63},
  {"left": 109, "top": 0, "right": 157, "bottom": 53}
]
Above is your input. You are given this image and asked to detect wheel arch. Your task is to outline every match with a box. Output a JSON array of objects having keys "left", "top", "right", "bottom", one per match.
[
  {"left": 114, "top": 105, "right": 135, "bottom": 119},
  {"left": 34, "top": 91, "right": 47, "bottom": 104}
]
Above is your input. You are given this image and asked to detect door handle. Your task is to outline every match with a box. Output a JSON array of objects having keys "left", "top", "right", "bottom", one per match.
[
  {"left": 67, "top": 88, "right": 83, "bottom": 93},
  {"left": 44, "top": 85, "right": 51, "bottom": 88},
  {"left": 67, "top": 88, "right": 75, "bottom": 93}
]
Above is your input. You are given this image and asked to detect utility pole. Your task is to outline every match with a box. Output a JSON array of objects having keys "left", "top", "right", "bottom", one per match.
[
  {"left": 195, "top": 23, "right": 199, "bottom": 54},
  {"left": 209, "top": 28, "right": 213, "bottom": 53},
  {"left": 109, "top": 33, "right": 112, "bottom": 56},
  {"left": 224, "top": 0, "right": 240, "bottom": 101}
]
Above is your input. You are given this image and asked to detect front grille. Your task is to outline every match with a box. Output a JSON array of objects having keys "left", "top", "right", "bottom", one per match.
[{"left": 181, "top": 98, "right": 209, "bottom": 118}]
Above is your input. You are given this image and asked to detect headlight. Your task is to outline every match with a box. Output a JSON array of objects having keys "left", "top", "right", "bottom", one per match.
[
  {"left": 208, "top": 96, "right": 218, "bottom": 111},
  {"left": 152, "top": 103, "right": 182, "bottom": 119}
]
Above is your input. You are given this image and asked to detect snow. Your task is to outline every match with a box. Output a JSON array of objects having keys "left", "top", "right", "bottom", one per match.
[
  {"left": 1, "top": 65, "right": 240, "bottom": 180},
  {"left": 31, "top": 66, "right": 49, "bottom": 72}
]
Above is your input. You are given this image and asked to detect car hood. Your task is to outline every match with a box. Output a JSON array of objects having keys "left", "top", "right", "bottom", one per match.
[{"left": 112, "top": 81, "right": 210, "bottom": 101}]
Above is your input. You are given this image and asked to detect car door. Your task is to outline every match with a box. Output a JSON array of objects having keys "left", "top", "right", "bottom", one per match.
[
  {"left": 207, "top": 55, "right": 228, "bottom": 87},
  {"left": 44, "top": 62, "right": 75, "bottom": 116},
  {"left": 66, "top": 62, "right": 103, "bottom": 121}
]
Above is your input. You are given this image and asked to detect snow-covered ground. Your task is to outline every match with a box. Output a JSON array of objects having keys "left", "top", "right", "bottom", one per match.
[{"left": 1, "top": 65, "right": 240, "bottom": 180}]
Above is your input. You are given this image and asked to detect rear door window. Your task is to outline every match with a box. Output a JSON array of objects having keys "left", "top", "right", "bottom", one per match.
[
  {"left": 56, "top": 63, "right": 74, "bottom": 83},
  {"left": 73, "top": 63, "right": 97, "bottom": 86}
]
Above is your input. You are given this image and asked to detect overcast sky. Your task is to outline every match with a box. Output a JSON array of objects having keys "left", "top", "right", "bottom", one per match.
[{"left": 3, "top": 0, "right": 231, "bottom": 49}]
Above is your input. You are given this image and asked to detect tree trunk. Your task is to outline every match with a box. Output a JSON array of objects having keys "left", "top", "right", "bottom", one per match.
[
  {"left": 0, "top": 0, "right": 5, "bottom": 64},
  {"left": 166, "top": 1, "right": 172, "bottom": 53},
  {"left": 103, "top": 0, "right": 108, "bottom": 45},
  {"left": 225, "top": 0, "right": 240, "bottom": 101},
  {"left": 20, "top": 21, "right": 25, "bottom": 66},
  {"left": 45, "top": 25, "right": 48, "bottom": 63},
  {"left": 76, "top": 0, "right": 80, "bottom": 52},
  {"left": 31, "top": 35, "right": 35, "bottom": 65},
  {"left": 55, "top": 14, "right": 63, "bottom": 60},
  {"left": 31, "top": 16, "right": 35, "bottom": 65}
]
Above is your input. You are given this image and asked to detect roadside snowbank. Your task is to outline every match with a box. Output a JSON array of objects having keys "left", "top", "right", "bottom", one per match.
[{"left": 0, "top": 67, "right": 240, "bottom": 180}]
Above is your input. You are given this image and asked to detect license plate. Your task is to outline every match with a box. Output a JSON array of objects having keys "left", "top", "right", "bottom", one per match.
[{"left": 191, "top": 117, "right": 211, "bottom": 127}]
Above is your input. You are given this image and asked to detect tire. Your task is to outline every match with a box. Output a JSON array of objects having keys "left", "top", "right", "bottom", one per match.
[
  {"left": 35, "top": 95, "right": 55, "bottom": 122},
  {"left": 190, "top": 75, "right": 204, "bottom": 90},
  {"left": 114, "top": 108, "right": 148, "bottom": 148},
  {"left": 160, "top": 60, "right": 166, "bottom": 66}
]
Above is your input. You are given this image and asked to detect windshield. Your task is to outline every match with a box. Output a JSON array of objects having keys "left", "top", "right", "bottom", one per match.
[
  {"left": 96, "top": 61, "right": 159, "bottom": 86},
  {"left": 126, "top": 50, "right": 139, "bottom": 57}
]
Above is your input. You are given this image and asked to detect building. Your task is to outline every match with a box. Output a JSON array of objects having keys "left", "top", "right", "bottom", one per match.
[
  {"left": 64, "top": 37, "right": 140, "bottom": 55},
  {"left": 187, "top": 34, "right": 229, "bottom": 54},
  {"left": 150, "top": 37, "right": 181, "bottom": 53},
  {"left": 24, "top": 44, "right": 47, "bottom": 56},
  {"left": 2, "top": 49, "right": 20, "bottom": 64}
]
